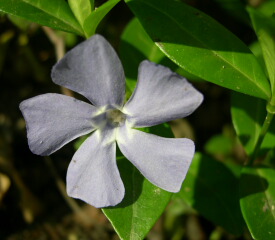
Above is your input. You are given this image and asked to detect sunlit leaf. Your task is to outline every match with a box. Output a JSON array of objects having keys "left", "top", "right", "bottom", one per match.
[
  {"left": 0, "top": 0, "right": 83, "bottom": 35},
  {"left": 120, "top": 18, "right": 200, "bottom": 94},
  {"left": 68, "top": 0, "right": 93, "bottom": 27},
  {"left": 125, "top": 0, "right": 271, "bottom": 100},
  {"left": 83, "top": 0, "right": 120, "bottom": 37}
]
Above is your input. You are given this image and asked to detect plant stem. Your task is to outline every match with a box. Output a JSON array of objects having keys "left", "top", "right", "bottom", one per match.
[{"left": 248, "top": 111, "right": 274, "bottom": 166}]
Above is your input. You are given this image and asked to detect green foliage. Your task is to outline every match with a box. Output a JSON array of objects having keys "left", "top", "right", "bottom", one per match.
[
  {"left": 177, "top": 153, "right": 245, "bottom": 235},
  {"left": 4, "top": 0, "right": 275, "bottom": 239},
  {"left": 204, "top": 134, "right": 234, "bottom": 155},
  {"left": 68, "top": 0, "right": 94, "bottom": 27},
  {"left": 103, "top": 122, "right": 174, "bottom": 239},
  {"left": 248, "top": 8, "right": 275, "bottom": 95},
  {"left": 0, "top": 0, "right": 84, "bottom": 35},
  {"left": 103, "top": 157, "right": 171, "bottom": 240},
  {"left": 120, "top": 18, "right": 200, "bottom": 93},
  {"left": 240, "top": 167, "right": 275, "bottom": 240},
  {"left": 231, "top": 92, "right": 275, "bottom": 156},
  {"left": 83, "top": 0, "right": 121, "bottom": 37},
  {"left": 125, "top": 0, "right": 271, "bottom": 100}
]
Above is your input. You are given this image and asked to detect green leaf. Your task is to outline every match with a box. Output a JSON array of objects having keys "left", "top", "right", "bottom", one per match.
[
  {"left": 68, "top": 0, "right": 93, "bottom": 27},
  {"left": 0, "top": 0, "right": 83, "bottom": 36},
  {"left": 240, "top": 166, "right": 275, "bottom": 240},
  {"left": 204, "top": 134, "right": 233, "bottom": 155},
  {"left": 120, "top": 18, "right": 201, "bottom": 94},
  {"left": 231, "top": 92, "right": 275, "bottom": 156},
  {"left": 176, "top": 153, "right": 245, "bottom": 235},
  {"left": 103, "top": 121, "right": 173, "bottom": 239},
  {"left": 83, "top": 0, "right": 120, "bottom": 37},
  {"left": 259, "top": 0, "right": 275, "bottom": 17},
  {"left": 103, "top": 157, "right": 171, "bottom": 240},
  {"left": 125, "top": 0, "right": 271, "bottom": 100},
  {"left": 248, "top": 8, "right": 275, "bottom": 94}
]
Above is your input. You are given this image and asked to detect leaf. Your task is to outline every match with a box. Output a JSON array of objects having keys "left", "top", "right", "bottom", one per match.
[
  {"left": 125, "top": 0, "right": 271, "bottom": 100},
  {"left": 103, "top": 157, "right": 171, "bottom": 240},
  {"left": 68, "top": 0, "right": 93, "bottom": 27},
  {"left": 248, "top": 8, "right": 275, "bottom": 94},
  {"left": 204, "top": 134, "right": 233, "bottom": 155},
  {"left": 0, "top": 0, "right": 83, "bottom": 36},
  {"left": 258, "top": 1, "right": 275, "bottom": 17},
  {"left": 240, "top": 166, "right": 275, "bottom": 240},
  {"left": 231, "top": 91, "right": 275, "bottom": 156},
  {"left": 176, "top": 153, "right": 245, "bottom": 235},
  {"left": 103, "top": 122, "right": 173, "bottom": 240},
  {"left": 120, "top": 18, "right": 201, "bottom": 94},
  {"left": 83, "top": 0, "right": 120, "bottom": 37}
]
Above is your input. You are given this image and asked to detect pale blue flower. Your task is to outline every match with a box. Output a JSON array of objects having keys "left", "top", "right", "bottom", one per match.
[{"left": 19, "top": 35, "right": 203, "bottom": 208}]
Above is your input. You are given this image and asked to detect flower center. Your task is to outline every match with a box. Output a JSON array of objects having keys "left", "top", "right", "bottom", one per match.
[{"left": 106, "top": 109, "right": 125, "bottom": 126}]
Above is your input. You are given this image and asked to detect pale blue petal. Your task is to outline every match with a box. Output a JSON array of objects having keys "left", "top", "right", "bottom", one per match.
[
  {"left": 66, "top": 127, "right": 124, "bottom": 208},
  {"left": 51, "top": 34, "right": 125, "bottom": 107},
  {"left": 19, "top": 93, "right": 98, "bottom": 156},
  {"left": 124, "top": 60, "right": 203, "bottom": 127},
  {"left": 117, "top": 124, "right": 194, "bottom": 192}
]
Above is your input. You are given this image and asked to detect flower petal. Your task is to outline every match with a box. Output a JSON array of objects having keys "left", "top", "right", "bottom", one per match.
[
  {"left": 19, "top": 93, "right": 98, "bottom": 156},
  {"left": 117, "top": 124, "right": 194, "bottom": 192},
  {"left": 66, "top": 128, "right": 124, "bottom": 208},
  {"left": 51, "top": 34, "right": 125, "bottom": 107},
  {"left": 124, "top": 60, "right": 203, "bottom": 127}
]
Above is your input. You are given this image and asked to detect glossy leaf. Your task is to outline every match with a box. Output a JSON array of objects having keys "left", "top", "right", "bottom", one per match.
[
  {"left": 231, "top": 92, "right": 275, "bottom": 156},
  {"left": 248, "top": 8, "right": 275, "bottom": 93},
  {"left": 103, "top": 157, "right": 171, "bottom": 240},
  {"left": 68, "top": 0, "right": 93, "bottom": 27},
  {"left": 177, "top": 153, "right": 245, "bottom": 235},
  {"left": 240, "top": 166, "right": 275, "bottom": 240},
  {"left": 0, "top": 0, "right": 83, "bottom": 36},
  {"left": 83, "top": 0, "right": 120, "bottom": 37},
  {"left": 120, "top": 18, "right": 201, "bottom": 94},
  {"left": 125, "top": 0, "right": 271, "bottom": 100}
]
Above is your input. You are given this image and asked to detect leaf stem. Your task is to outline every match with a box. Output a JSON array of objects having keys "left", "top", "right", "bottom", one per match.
[{"left": 248, "top": 109, "right": 274, "bottom": 166}]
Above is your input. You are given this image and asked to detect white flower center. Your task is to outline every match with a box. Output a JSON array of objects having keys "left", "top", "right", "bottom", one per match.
[{"left": 106, "top": 109, "right": 125, "bottom": 126}]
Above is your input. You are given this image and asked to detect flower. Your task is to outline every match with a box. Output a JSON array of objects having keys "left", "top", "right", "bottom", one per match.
[{"left": 19, "top": 34, "right": 203, "bottom": 208}]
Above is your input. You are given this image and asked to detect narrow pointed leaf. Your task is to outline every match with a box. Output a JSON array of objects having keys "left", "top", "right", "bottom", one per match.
[
  {"left": 103, "top": 158, "right": 171, "bottom": 240},
  {"left": 125, "top": 0, "right": 271, "bottom": 99},
  {"left": 248, "top": 8, "right": 275, "bottom": 93},
  {"left": 176, "top": 153, "right": 245, "bottom": 235},
  {"left": 68, "top": 0, "right": 93, "bottom": 27},
  {"left": 83, "top": 0, "right": 120, "bottom": 37},
  {"left": 231, "top": 92, "right": 275, "bottom": 156},
  {"left": 0, "top": 0, "right": 83, "bottom": 35},
  {"left": 240, "top": 167, "right": 275, "bottom": 240}
]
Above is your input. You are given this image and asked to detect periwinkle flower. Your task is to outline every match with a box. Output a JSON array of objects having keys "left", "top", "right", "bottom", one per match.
[{"left": 19, "top": 35, "right": 203, "bottom": 208}]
